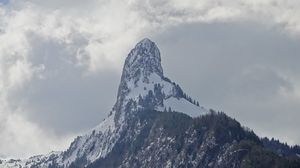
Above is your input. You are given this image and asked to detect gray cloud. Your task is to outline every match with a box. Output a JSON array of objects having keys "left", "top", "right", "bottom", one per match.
[
  {"left": 6, "top": 31, "right": 121, "bottom": 134},
  {"left": 1, "top": 0, "right": 300, "bottom": 158},
  {"left": 153, "top": 21, "right": 300, "bottom": 144}
]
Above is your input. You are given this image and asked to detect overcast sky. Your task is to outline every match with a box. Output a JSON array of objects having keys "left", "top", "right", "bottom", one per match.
[{"left": 0, "top": 0, "right": 300, "bottom": 158}]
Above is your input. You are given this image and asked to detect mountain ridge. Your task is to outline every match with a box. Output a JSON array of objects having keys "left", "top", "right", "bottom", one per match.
[{"left": 1, "top": 38, "right": 299, "bottom": 168}]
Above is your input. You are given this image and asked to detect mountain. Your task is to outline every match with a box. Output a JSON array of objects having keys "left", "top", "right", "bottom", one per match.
[
  {"left": 1, "top": 38, "right": 299, "bottom": 168},
  {"left": 262, "top": 137, "right": 300, "bottom": 157}
]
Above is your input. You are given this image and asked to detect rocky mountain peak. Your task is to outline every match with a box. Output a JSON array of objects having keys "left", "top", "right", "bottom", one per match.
[
  {"left": 122, "top": 38, "right": 163, "bottom": 82},
  {"left": 114, "top": 38, "right": 206, "bottom": 124}
]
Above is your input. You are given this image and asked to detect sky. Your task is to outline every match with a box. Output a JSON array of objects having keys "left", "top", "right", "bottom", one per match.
[{"left": 0, "top": 0, "right": 300, "bottom": 158}]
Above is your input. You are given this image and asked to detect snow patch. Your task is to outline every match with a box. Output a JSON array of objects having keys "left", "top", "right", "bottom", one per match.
[{"left": 157, "top": 97, "right": 208, "bottom": 117}]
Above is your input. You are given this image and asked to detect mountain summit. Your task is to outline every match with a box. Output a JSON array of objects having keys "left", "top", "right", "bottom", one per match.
[
  {"left": 1, "top": 39, "right": 299, "bottom": 168},
  {"left": 63, "top": 38, "right": 207, "bottom": 167},
  {"left": 122, "top": 38, "right": 163, "bottom": 79},
  {"left": 114, "top": 38, "right": 207, "bottom": 125}
]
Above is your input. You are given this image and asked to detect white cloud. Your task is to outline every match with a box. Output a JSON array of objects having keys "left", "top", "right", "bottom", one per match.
[
  {"left": 0, "top": 104, "right": 74, "bottom": 158},
  {"left": 0, "top": 0, "right": 300, "bottom": 158},
  {"left": 3, "top": 0, "right": 300, "bottom": 70}
]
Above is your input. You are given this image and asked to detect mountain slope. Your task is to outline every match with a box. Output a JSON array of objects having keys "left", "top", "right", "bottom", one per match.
[
  {"left": 87, "top": 110, "right": 300, "bottom": 168},
  {"left": 1, "top": 38, "right": 299, "bottom": 168}
]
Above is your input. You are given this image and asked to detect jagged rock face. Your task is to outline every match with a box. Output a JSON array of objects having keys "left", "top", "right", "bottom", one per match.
[
  {"left": 121, "top": 38, "right": 163, "bottom": 83},
  {"left": 114, "top": 38, "right": 164, "bottom": 120},
  {"left": 114, "top": 38, "right": 206, "bottom": 125},
  {"left": 116, "top": 38, "right": 163, "bottom": 104}
]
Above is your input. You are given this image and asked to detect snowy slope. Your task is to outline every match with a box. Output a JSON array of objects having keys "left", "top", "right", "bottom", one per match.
[
  {"left": 0, "top": 151, "right": 60, "bottom": 168},
  {"left": 156, "top": 97, "right": 208, "bottom": 117}
]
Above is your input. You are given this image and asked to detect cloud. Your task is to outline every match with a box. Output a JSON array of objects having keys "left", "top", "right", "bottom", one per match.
[
  {"left": 0, "top": 104, "right": 74, "bottom": 158},
  {"left": 153, "top": 21, "right": 300, "bottom": 145},
  {"left": 0, "top": 0, "right": 300, "bottom": 158}
]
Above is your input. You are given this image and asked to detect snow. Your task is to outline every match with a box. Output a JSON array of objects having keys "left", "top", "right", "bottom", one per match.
[
  {"left": 126, "top": 73, "right": 173, "bottom": 100},
  {"left": 123, "top": 69, "right": 208, "bottom": 118},
  {"left": 0, "top": 151, "right": 61, "bottom": 168},
  {"left": 93, "top": 111, "right": 115, "bottom": 134},
  {"left": 157, "top": 97, "right": 208, "bottom": 117},
  {"left": 123, "top": 62, "right": 208, "bottom": 118},
  {"left": 57, "top": 111, "right": 118, "bottom": 167}
]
